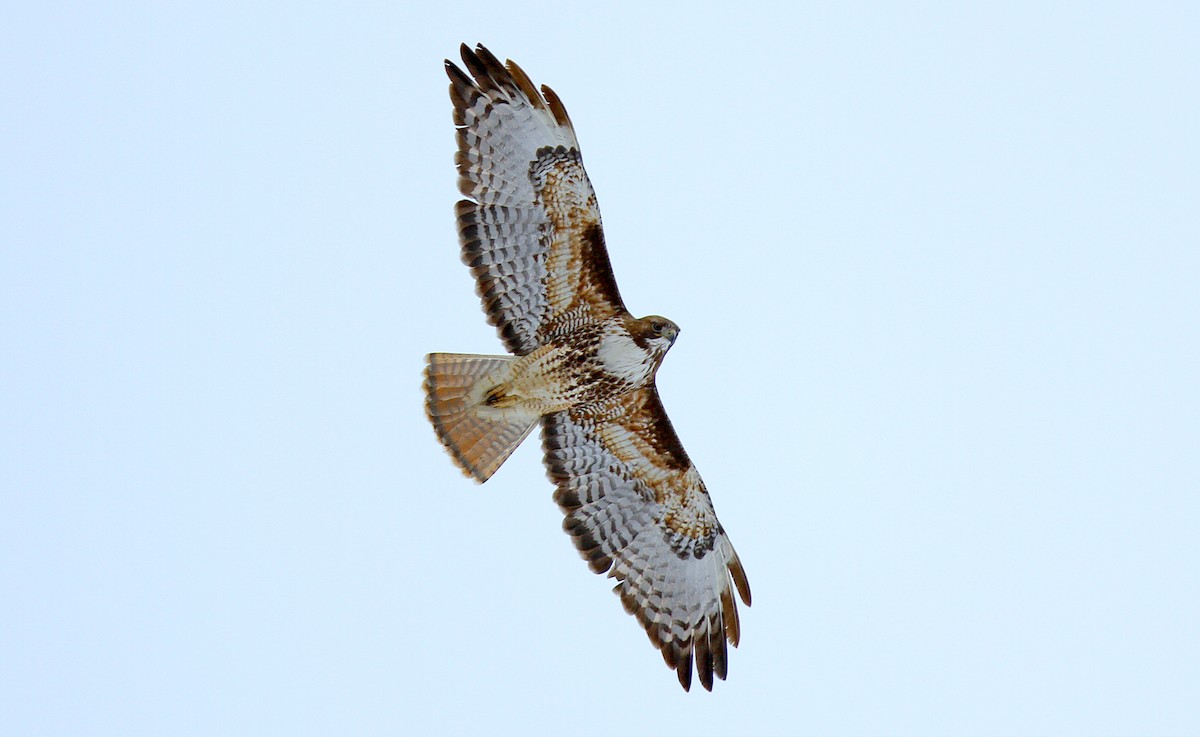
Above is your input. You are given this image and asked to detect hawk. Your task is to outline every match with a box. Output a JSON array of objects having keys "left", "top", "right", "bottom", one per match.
[{"left": 424, "top": 44, "right": 751, "bottom": 691}]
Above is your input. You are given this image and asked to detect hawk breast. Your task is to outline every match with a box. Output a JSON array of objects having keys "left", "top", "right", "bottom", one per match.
[{"left": 597, "top": 327, "right": 656, "bottom": 386}]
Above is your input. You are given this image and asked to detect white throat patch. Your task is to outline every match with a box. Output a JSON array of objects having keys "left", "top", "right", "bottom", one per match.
[{"left": 597, "top": 330, "right": 656, "bottom": 386}]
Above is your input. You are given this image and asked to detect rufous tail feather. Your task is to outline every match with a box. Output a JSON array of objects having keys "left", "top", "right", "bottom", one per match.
[{"left": 423, "top": 353, "right": 539, "bottom": 482}]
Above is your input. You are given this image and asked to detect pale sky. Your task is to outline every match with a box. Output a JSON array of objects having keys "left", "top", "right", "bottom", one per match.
[{"left": 2, "top": 2, "right": 1198, "bottom": 735}]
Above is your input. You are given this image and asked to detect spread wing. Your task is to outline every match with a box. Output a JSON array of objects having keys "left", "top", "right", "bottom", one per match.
[
  {"left": 542, "top": 388, "right": 752, "bottom": 691},
  {"left": 447, "top": 44, "right": 626, "bottom": 357}
]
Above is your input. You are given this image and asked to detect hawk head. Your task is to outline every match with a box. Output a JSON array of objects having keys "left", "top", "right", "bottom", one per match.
[
  {"left": 639, "top": 314, "right": 679, "bottom": 341},
  {"left": 599, "top": 314, "right": 680, "bottom": 387},
  {"left": 634, "top": 314, "right": 680, "bottom": 361}
]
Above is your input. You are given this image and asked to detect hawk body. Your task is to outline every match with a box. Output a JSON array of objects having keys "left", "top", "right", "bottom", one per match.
[{"left": 424, "top": 44, "right": 750, "bottom": 691}]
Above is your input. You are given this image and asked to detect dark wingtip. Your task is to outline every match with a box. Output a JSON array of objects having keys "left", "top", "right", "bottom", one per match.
[{"left": 676, "top": 653, "right": 693, "bottom": 692}]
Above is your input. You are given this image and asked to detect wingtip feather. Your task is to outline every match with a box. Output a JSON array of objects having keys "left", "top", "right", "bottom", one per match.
[
  {"left": 729, "top": 553, "right": 752, "bottom": 607},
  {"left": 540, "top": 84, "right": 573, "bottom": 129}
]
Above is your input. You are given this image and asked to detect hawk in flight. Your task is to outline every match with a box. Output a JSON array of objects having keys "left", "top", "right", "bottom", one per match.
[{"left": 424, "top": 44, "right": 751, "bottom": 691}]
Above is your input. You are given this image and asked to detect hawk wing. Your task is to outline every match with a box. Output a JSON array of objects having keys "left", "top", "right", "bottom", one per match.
[
  {"left": 447, "top": 44, "right": 626, "bottom": 357},
  {"left": 542, "top": 388, "right": 752, "bottom": 691}
]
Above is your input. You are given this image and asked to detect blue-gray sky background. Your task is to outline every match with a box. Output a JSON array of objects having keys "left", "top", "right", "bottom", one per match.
[{"left": 2, "top": 2, "right": 1197, "bottom": 735}]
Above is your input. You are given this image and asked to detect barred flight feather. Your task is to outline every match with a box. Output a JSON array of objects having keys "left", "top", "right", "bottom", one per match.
[{"left": 542, "top": 401, "right": 750, "bottom": 691}]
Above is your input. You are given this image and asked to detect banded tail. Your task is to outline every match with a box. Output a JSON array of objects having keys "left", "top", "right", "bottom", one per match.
[{"left": 423, "top": 353, "right": 540, "bottom": 482}]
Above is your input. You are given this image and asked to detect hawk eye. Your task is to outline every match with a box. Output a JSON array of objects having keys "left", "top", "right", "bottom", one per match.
[{"left": 651, "top": 321, "right": 664, "bottom": 334}]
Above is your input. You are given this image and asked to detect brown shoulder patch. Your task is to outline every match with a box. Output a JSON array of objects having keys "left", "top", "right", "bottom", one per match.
[
  {"left": 619, "top": 388, "right": 691, "bottom": 472},
  {"left": 529, "top": 146, "right": 626, "bottom": 319}
]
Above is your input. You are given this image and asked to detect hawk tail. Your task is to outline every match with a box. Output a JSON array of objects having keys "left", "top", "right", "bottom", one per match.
[{"left": 424, "top": 353, "right": 539, "bottom": 483}]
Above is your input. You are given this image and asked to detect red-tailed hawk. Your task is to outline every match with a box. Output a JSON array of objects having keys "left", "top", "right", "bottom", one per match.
[{"left": 424, "top": 44, "right": 751, "bottom": 691}]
